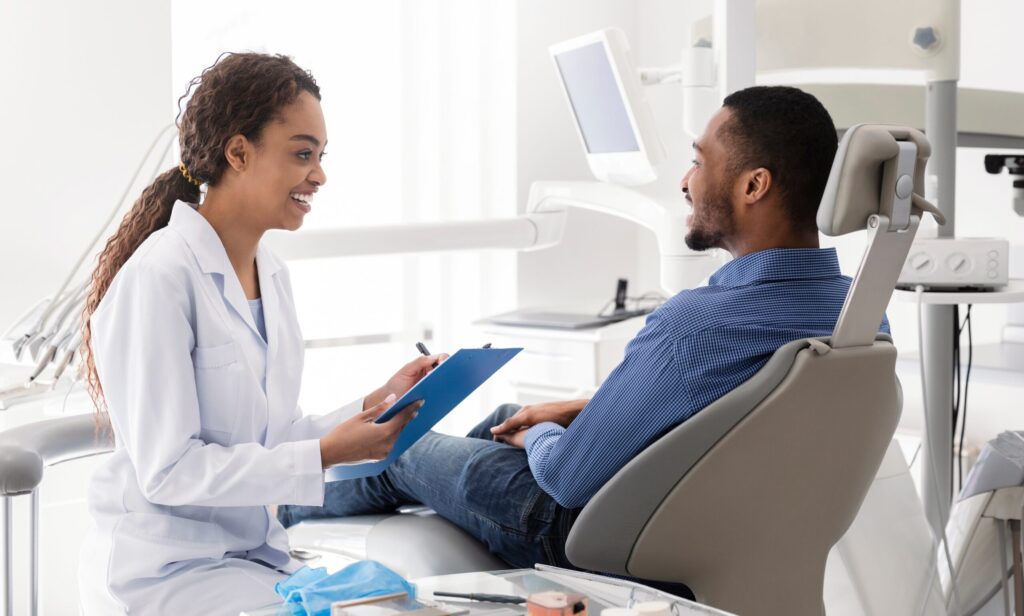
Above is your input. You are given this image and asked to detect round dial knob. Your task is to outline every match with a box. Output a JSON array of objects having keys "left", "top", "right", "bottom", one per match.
[
  {"left": 909, "top": 252, "right": 933, "bottom": 272},
  {"left": 946, "top": 253, "right": 971, "bottom": 274}
]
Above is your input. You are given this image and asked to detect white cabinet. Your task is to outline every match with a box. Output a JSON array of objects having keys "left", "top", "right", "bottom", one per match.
[{"left": 476, "top": 315, "right": 647, "bottom": 404}]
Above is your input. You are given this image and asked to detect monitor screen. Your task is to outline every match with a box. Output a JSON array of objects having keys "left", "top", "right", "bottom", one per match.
[{"left": 554, "top": 42, "right": 640, "bottom": 154}]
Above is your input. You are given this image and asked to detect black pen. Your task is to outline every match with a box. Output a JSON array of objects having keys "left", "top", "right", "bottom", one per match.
[
  {"left": 433, "top": 591, "right": 526, "bottom": 605},
  {"left": 416, "top": 341, "right": 439, "bottom": 368}
]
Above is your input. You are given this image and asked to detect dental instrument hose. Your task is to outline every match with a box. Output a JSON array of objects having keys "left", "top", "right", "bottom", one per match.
[
  {"left": 956, "top": 306, "right": 973, "bottom": 490},
  {"left": 915, "top": 285, "right": 962, "bottom": 616},
  {"left": 12, "top": 123, "right": 177, "bottom": 351}
]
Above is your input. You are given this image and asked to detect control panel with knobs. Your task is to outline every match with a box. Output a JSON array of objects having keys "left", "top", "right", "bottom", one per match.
[{"left": 898, "top": 238, "right": 1010, "bottom": 289}]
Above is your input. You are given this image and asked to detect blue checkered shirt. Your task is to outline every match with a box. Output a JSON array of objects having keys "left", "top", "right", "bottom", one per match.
[{"left": 522, "top": 247, "right": 891, "bottom": 508}]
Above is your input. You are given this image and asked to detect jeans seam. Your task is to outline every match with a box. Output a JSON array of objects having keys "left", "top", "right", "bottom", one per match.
[
  {"left": 402, "top": 470, "right": 536, "bottom": 539},
  {"left": 518, "top": 489, "right": 542, "bottom": 529},
  {"left": 541, "top": 535, "right": 557, "bottom": 565}
]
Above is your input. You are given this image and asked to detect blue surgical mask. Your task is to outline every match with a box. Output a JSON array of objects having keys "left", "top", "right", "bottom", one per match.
[{"left": 276, "top": 560, "right": 417, "bottom": 616}]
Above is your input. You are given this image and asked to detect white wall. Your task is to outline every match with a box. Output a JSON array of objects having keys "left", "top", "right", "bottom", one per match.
[
  {"left": 0, "top": 1, "right": 173, "bottom": 330},
  {"left": 514, "top": 0, "right": 657, "bottom": 311},
  {"left": 0, "top": 2, "right": 172, "bottom": 613},
  {"left": 634, "top": 0, "right": 709, "bottom": 288}
]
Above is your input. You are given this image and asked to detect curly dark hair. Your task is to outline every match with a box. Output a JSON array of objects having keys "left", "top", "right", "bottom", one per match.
[
  {"left": 720, "top": 86, "right": 838, "bottom": 232},
  {"left": 81, "top": 52, "right": 320, "bottom": 420}
]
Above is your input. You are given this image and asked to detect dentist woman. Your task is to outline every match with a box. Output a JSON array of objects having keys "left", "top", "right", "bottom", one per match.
[{"left": 78, "top": 53, "right": 437, "bottom": 614}]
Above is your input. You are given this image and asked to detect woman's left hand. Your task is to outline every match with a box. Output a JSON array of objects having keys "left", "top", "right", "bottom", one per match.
[{"left": 363, "top": 352, "right": 449, "bottom": 410}]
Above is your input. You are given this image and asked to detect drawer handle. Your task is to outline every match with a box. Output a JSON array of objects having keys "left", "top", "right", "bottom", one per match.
[{"left": 520, "top": 350, "right": 572, "bottom": 361}]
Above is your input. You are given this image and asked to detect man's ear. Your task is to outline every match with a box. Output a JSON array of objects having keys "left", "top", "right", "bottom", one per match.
[
  {"left": 743, "top": 167, "right": 772, "bottom": 204},
  {"left": 224, "top": 134, "right": 251, "bottom": 173}
]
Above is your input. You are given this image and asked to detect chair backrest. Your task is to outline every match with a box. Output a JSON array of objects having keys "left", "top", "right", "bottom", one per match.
[
  {"left": 565, "top": 124, "right": 944, "bottom": 616},
  {"left": 569, "top": 335, "right": 900, "bottom": 614}
]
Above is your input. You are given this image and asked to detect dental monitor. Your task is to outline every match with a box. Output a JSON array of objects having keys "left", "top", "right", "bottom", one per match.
[{"left": 550, "top": 28, "right": 664, "bottom": 186}]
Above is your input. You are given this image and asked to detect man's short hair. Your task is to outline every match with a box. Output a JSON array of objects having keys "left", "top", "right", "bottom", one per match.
[{"left": 720, "top": 86, "right": 838, "bottom": 231}]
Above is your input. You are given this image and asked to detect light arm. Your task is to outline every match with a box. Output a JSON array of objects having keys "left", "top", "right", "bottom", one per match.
[{"left": 264, "top": 181, "right": 719, "bottom": 294}]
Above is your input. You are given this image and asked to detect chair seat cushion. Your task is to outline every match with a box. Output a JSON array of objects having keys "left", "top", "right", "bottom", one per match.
[{"left": 286, "top": 512, "right": 507, "bottom": 579}]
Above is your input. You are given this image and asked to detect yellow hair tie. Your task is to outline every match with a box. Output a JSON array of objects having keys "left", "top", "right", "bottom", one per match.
[{"left": 178, "top": 162, "right": 202, "bottom": 187}]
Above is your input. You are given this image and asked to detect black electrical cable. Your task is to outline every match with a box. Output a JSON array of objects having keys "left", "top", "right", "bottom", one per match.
[
  {"left": 954, "top": 305, "right": 961, "bottom": 421},
  {"left": 958, "top": 305, "right": 974, "bottom": 489},
  {"left": 952, "top": 304, "right": 961, "bottom": 498},
  {"left": 596, "top": 292, "right": 667, "bottom": 318}
]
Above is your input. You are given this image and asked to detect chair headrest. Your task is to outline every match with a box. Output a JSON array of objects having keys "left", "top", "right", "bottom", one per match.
[{"left": 817, "top": 124, "right": 945, "bottom": 236}]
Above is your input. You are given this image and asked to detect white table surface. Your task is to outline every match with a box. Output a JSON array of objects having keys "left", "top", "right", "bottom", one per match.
[{"left": 242, "top": 567, "right": 736, "bottom": 616}]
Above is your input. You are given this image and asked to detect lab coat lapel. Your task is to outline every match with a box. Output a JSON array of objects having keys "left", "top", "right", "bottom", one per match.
[
  {"left": 166, "top": 202, "right": 266, "bottom": 344},
  {"left": 255, "top": 247, "right": 280, "bottom": 362},
  {"left": 256, "top": 245, "right": 288, "bottom": 442},
  {"left": 220, "top": 272, "right": 265, "bottom": 343},
  {"left": 251, "top": 250, "right": 276, "bottom": 349}
]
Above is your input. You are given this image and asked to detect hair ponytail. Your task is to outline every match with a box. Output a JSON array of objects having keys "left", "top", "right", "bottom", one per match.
[{"left": 81, "top": 168, "right": 200, "bottom": 417}]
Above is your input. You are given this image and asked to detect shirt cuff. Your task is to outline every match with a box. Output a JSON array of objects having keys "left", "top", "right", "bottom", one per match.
[
  {"left": 298, "top": 397, "right": 365, "bottom": 441},
  {"left": 290, "top": 439, "right": 325, "bottom": 506},
  {"left": 335, "top": 396, "right": 365, "bottom": 421},
  {"left": 524, "top": 421, "right": 565, "bottom": 454}
]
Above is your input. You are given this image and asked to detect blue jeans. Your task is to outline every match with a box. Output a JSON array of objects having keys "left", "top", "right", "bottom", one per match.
[{"left": 277, "top": 404, "right": 580, "bottom": 568}]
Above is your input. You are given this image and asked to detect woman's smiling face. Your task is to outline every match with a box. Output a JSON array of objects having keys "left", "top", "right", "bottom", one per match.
[{"left": 238, "top": 90, "right": 328, "bottom": 232}]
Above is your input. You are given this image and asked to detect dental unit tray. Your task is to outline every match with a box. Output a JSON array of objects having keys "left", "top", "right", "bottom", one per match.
[
  {"left": 486, "top": 309, "right": 650, "bottom": 330},
  {"left": 325, "top": 346, "right": 522, "bottom": 482}
]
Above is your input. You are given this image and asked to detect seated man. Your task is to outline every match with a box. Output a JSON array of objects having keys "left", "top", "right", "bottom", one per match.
[{"left": 277, "top": 85, "right": 890, "bottom": 569}]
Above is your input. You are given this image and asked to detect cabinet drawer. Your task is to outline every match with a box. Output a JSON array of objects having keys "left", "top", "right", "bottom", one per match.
[
  {"left": 513, "top": 383, "right": 583, "bottom": 406},
  {"left": 494, "top": 336, "right": 597, "bottom": 389}
]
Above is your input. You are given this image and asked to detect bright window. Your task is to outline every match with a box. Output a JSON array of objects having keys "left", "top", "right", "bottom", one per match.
[{"left": 172, "top": 0, "right": 518, "bottom": 433}]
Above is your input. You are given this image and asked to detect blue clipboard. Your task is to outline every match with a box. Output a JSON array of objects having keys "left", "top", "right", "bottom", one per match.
[{"left": 325, "top": 346, "right": 522, "bottom": 482}]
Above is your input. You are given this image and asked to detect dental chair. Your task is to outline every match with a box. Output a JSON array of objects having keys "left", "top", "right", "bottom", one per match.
[
  {"left": 287, "top": 124, "right": 945, "bottom": 614},
  {"left": 570, "top": 124, "right": 943, "bottom": 615}
]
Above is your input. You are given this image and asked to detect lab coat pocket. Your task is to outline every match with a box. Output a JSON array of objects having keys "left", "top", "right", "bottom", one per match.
[
  {"left": 110, "top": 512, "right": 230, "bottom": 580},
  {"left": 192, "top": 342, "right": 242, "bottom": 445}
]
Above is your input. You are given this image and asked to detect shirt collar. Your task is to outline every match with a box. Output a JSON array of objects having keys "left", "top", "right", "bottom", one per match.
[
  {"left": 708, "top": 247, "right": 842, "bottom": 288},
  {"left": 167, "top": 201, "right": 284, "bottom": 278}
]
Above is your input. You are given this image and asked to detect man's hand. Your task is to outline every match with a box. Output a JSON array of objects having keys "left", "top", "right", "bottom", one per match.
[
  {"left": 494, "top": 428, "right": 528, "bottom": 449},
  {"left": 490, "top": 399, "right": 589, "bottom": 440}
]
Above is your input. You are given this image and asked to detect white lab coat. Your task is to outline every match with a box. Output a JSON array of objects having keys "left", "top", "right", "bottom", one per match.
[{"left": 79, "top": 202, "right": 362, "bottom": 615}]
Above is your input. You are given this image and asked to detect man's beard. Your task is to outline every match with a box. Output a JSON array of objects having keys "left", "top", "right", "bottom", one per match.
[{"left": 684, "top": 181, "right": 735, "bottom": 252}]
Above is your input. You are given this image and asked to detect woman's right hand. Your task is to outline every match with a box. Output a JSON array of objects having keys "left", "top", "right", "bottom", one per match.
[{"left": 319, "top": 394, "right": 421, "bottom": 468}]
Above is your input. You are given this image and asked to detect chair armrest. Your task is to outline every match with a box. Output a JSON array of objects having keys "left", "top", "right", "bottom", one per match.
[{"left": 0, "top": 413, "right": 113, "bottom": 496}]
